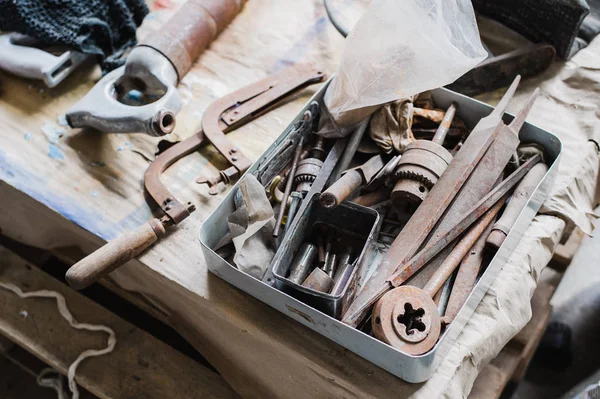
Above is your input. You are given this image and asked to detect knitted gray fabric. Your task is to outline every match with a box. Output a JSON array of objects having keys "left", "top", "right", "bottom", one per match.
[{"left": 0, "top": 0, "right": 149, "bottom": 71}]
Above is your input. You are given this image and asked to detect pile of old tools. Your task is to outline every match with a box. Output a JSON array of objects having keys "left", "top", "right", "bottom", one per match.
[
  {"left": 349, "top": 77, "right": 546, "bottom": 355},
  {"left": 224, "top": 75, "right": 548, "bottom": 356}
]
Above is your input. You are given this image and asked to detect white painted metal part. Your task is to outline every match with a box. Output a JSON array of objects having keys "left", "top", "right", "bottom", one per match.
[{"left": 0, "top": 33, "right": 90, "bottom": 88}]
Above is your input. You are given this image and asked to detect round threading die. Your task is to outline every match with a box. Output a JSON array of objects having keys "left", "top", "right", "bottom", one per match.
[{"left": 372, "top": 286, "right": 442, "bottom": 355}]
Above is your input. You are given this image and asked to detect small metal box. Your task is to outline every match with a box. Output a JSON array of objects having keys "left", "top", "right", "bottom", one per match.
[{"left": 270, "top": 194, "right": 380, "bottom": 319}]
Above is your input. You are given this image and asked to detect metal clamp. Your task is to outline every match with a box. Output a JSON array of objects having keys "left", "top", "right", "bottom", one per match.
[{"left": 65, "top": 65, "right": 326, "bottom": 289}]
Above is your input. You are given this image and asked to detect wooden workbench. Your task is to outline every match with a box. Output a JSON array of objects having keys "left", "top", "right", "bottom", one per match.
[
  {"left": 0, "top": 1, "right": 419, "bottom": 397},
  {"left": 1, "top": 1, "right": 597, "bottom": 397}
]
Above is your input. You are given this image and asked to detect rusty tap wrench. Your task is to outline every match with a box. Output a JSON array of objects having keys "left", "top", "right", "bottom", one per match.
[
  {"left": 65, "top": 65, "right": 326, "bottom": 290},
  {"left": 66, "top": 0, "right": 246, "bottom": 136}
]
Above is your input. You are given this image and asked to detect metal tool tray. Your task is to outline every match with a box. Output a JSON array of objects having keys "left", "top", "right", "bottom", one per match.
[
  {"left": 270, "top": 194, "right": 380, "bottom": 319},
  {"left": 199, "top": 84, "right": 561, "bottom": 382}
]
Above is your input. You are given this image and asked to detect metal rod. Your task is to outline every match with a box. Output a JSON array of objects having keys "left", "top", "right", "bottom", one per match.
[
  {"left": 431, "top": 103, "right": 457, "bottom": 145},
  {"left": 486, "top": 162, "right": 547, "bottom": 249},
  {"left": 422, "top": 196, "right": 505, "bottom": 297},
  {"left": 274, "top": 136, "right": 304, "bottom": 237},
  {"left": 288, "top": 243, "right": 318, "bottom": 284},
  {"left": 331, "top": 258, "right": 356, "bottom": 296},
  {"left": 285, "top": 192, "right": 303, "bottom": 235},
  {"left": 442, "top": 217, "right": 494, "bottom": 325},
  {"left": 324, "top": 253, "right": 338, "bottom": 278},
  {"left": 389, "top": 154, "right": 540, "bottom": 287},
  {"left": 331, "top": 116, "right": 370, "bottom": 181}
]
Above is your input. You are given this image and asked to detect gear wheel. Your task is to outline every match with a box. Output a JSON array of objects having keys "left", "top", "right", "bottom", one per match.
[
  {"left": 391, "top": 140, "right": 453, "bottom": 208},
  {"left": 394, "top": 169, "right": 435, "bottom": 189},
  {"left": 294, "top": 158, "right": 323, "bottom": 192}
]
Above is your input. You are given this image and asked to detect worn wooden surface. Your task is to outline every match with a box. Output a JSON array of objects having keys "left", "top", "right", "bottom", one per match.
[
  {"left": 0, "top": 246, "right": 238, "bottom": 399},
  {"left": 0, "top": 180, "right": 419, "bottom": 398},
  {"left": 1, "top": 1, "right": 593, "bottom": 397},
  {"left": 2, "top": 336, "right": 97, "bottom": 399},
  {"left": 0, "top": 1, "right": 424, "bottom": 398}
]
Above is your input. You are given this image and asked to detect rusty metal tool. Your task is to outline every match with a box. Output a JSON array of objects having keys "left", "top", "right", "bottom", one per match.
[
  {"left": 320, "top": 154, "right": 385, "bottom": 209},
  {"left": 0, "top": 33, "right": 91, "bottom": 88},
  {"left": 391, "top": 103, "right": 456, "bottom": 208},
  {"left": 441, "top": 218, "right": 494, "bottom": 326},
  {"left": 295, "top": 157, "right": 324, "bottom": 193},
  {"left": 197, "top": 69, "right": 325, "bottom": 194},
  {"left": 331, "top": 116, "right": 371, "bottom": 181},
  {"left": 402, "top": 88, "right": 541, "bottom": 291},
  {"left": 65, "top": 65, "right": 325, "bottom": 290},
  {"left": 273, "top": 135, "right": 305, "bottom": 237},
  {"left": 388, "top": 154, "right": 541, "bottom": 288},
  {"left": 67, "top": 0, "right": 246, "bottom": 136},
  {"left": 372, "top": 194, "right": 506, "bottom": 355},
  {"left": 342, "top": 76, "right": 524, "bottom": 328},
  {"left": 370, "top": 156, "right": 543, "bottom": 351},
  {"left": 486, "top": 162, "right": 548, "bottom": 249}
]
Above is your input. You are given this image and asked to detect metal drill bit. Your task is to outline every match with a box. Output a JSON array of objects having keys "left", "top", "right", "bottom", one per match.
[{"left": 274, "top": 136, "right": 304, "bottom": 237}]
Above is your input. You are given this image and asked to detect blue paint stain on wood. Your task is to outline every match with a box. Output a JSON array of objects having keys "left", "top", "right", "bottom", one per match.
[
  {"left": 41, "top": 122, "right": 65, "bottom": 144},
  {"left": 41, "top": 122, "right": 67, "bottom": 160},
  {"left": 0, "top": 149, "right": 153, "bottom": 241},
  {"left": 48, "top": 144, "right": 65, "bottom": 160}
]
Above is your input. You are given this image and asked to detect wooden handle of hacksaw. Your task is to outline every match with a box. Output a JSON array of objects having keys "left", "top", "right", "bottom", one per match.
[
  {"left": 140, "top": 0, "right": 245, "bottom": 80},
  {"left": 65, "top": 219, "right": 166, "bottom": 290}
]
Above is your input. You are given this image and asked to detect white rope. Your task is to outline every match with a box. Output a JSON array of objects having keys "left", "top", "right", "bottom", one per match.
[
  {"left": 0, "top": 281, "right": 117, "bottom": 399},
  {"left": 37, "top": 368, "right": 68, "bottom": 399}
]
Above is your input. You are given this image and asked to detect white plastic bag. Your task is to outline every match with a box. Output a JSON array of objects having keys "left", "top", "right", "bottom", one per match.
[{"left": 322, "top": 0, "right": 487, "bottom": 135}]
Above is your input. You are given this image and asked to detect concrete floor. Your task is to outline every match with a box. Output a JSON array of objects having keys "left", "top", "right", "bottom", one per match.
[{"left": 512, "top": 209, "right": 600, "bottom": 399}]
